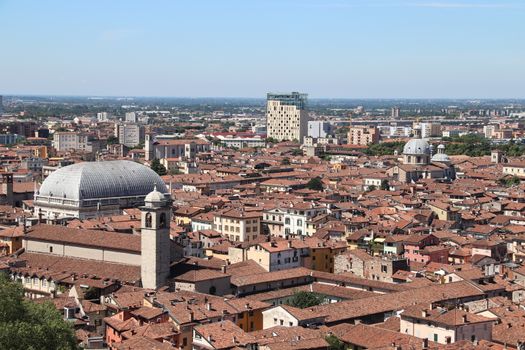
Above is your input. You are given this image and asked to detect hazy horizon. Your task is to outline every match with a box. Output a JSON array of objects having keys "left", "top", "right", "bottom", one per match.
[{"left": 1, "top": 0, "right": 524, "bottom": 98}]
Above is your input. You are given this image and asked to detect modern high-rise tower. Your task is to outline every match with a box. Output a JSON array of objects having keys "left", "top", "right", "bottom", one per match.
[
  {"left": 0, "top": 95, "right": 4, "bottom": 114},
  {"left": 266, "top": 92, "right": 309, "bottom": 142}
]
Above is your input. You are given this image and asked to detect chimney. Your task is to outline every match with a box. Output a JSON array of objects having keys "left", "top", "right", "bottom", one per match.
[
  {"left": 207, "top": 335, "right": 212, "bottom": 342},
  {"left": 422, "top": 338, "right": 429, "bottom": 350},
  {"left": 462, "top": 314, "right": 468, "bottom": 323},
  {"left": 221, "top": 265, "right": 227, "bottom": 273},
  {"left": 288, "top": 241, "right": 292, "bottom": 248},
  {"left": 189, "top": 311, "right": 194, "bottom": 322},
  {"left": 422, "top": 310, "right": 428, "bottom": 317},
  {"left": 206, "top": 302, "right": 212, "bottom": 311}
]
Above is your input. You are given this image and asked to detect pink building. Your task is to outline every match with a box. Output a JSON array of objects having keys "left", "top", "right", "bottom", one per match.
[{"left": 403, "top": 234, "right": 440, "bottom": 264}]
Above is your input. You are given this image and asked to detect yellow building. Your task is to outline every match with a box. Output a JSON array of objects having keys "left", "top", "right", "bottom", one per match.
[
  {"left": 303, "top": 238, "right": 347, "bottom": 273},
  {"left": 0, "top": 226, "right": 24, "bottom": 256}
]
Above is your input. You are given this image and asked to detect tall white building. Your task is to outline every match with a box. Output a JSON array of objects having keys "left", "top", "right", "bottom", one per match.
[
  {"left": 266, "top": 92, "right": 309, "bottom": 142},
  {"left": 114, "top": 123, "right": 144, "bottom": 148},
  {"left": 418, "top": 122, "right": 442, "bottom": 138},
  {"left": 483, "top": 125, "right": 498, "bottom": 139},
  {"left": 125, "top": 112, "right": 137, "bottom": 123},
  {"left": 307, "top": 121, "right": 332, "bottom": 139},
  {"left": 0, "top": 95, "right": 3, "bottom": 114},
  {"left": 97, "top": 112, "right": 109, "bottom": 122}
]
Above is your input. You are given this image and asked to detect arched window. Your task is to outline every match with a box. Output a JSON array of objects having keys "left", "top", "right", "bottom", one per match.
[
  {"left": 145, "top": 213, "right": 152, "bottom": 228},
  {"left": 297, "top": 219, "right": 302, "bottom": 226},
  {"left": 209, "top": 286, "right": 216, "bottom": 295},
  {"left": 159, "top": 213, "right": 167, "bottom": 228},
  {"left": 285, "top": 218, "right": 290, "bottom": 225}
]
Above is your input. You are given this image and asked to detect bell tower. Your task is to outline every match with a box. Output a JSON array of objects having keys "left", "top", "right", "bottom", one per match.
[{"left": 140, "top": 185, "right": 172, "bottom": 289}]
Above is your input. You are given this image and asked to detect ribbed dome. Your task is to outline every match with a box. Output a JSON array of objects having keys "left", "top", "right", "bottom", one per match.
[
  {"left": 37, "top": 160, "right": 168, "bottom": 201},
  {"left": 403, "top": 138, "right": 430, "bottom": 155}
]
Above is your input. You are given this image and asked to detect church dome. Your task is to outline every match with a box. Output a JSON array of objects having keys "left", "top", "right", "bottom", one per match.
[
  {"left": 431, "top": 153, "right": 450, "bottom": 162},
  {"left": 403, "top": 138, "right": 430, "bottom": 155},
  {"left": 37, "top": 160, "right": 168, "bottom": 201},
  {"left": 431, "top": 144, "right": 450, "bottom": 163}
]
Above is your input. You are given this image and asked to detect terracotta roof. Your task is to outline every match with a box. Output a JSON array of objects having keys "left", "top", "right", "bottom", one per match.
[{"left": 25, "top": 224, "right": 141, "bottom": 253}]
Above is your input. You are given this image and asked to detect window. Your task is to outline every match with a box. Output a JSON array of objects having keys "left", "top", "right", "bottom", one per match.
[
  {"left": 49, "top": 246, "right": 53, "bottom": 253},
  {"left": 434, "top": 334, "right": 438, "bottom": 342},
  {"left": 145, "top": 213, "right": 152, "bottom": 228},
  {"left": 285, "top": 218, "right": 290, "bottom": 225},
  {"left": 159, "top": 213, "right": 166, "bottom": 228},
  {"left": 297, "top": 219, "right": 302, "bottom": 226},
  {"left": 274, "top": 318, "right": 277, "bottom": 324},
  {"left": 182, "top": 338, "right": 187, "bottom": 347},
  {"left": 280, "top": 320, "right": 284, "bottom": 325}
]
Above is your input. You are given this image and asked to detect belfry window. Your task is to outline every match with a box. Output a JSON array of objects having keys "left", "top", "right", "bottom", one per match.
[{"left": 145, "top": 213, "right": 152, "bottom": 228}]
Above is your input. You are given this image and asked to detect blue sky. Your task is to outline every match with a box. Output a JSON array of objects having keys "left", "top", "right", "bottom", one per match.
[{"left": 0, "top": 0, "right": 523, "bottom": 98}]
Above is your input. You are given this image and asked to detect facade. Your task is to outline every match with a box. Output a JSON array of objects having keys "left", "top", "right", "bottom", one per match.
[
  {"left": 213, "top": 208, "right": 261, "bottom": 242},
  {"left": 307, "top": 121, "right": 332, "bottom": 139},
  {"left": 125, "top": 111, "right": 137, "bottom": 123},
  {"left": 34, "top": 160, "right": 169, "bottom": 220},
  {"left": 503, "top": 162, "right": 525, "bottom": 178},
  {"left": 215, "top": 134, "right": 266, "bottom": 148},
  {"left": 0, "top": 133, "right": 22, "bottom": 145},
  {"left": 145, "top": 135, "right": 210, "bottom": 161},
  {"left": 391, "top": 107, "right": 400, "bottom": 118},
  {"left": 97, "top": 112, "right": 109, "bottom": 122},
  {"left": 53, "top": 132, "right": 92, "bottom": 153},
  {"left": 247, "top": 241, "right": 302, "bottom": 272},
  {"left": 283, "top": 203, "right": 327, "bottom": 237},
  {"left": 419, "top": 122, "right": 442, "bottom": 138},
  {"left": 400, "top": 305, "right": 493, "bottom": 344},
  {"left": 347, "top": 126, "right": 379, "bottom": 146},
  {"left": 114, "top": 122, "right": 144, "bottom": 148},
  {"left": 266, "top": 92, "right": 309, "bottom": 142}
]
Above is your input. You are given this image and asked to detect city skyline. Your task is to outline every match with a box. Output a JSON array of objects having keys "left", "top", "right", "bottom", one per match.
[{"left": 1, "top": 0, "right": 524, "bottom": 98}]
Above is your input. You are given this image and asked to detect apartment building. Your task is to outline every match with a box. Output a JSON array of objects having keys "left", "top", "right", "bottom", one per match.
[
  {"left": 145, "top": 135, "right": 210, "bottom": 161},
  {"left": 247, "top": 240, "right": 303, "bottom": 272},
  {"left": 114, "top": 122, "right": 144, "bottom": 148},
  {"left": 283, "top": 202, "right": 327, "bottom": 236},
  {"left": 347, "top": 126, "right": 379, "bottom": 146},
  {"left": 213, "top": 208, "right": 262, "bottom": 242},
  {"left": 266, "top": 92, "right": 309, "bottom": 142},
  {"left": 53, "top": 132, "right": 92, "bottom": 152}
]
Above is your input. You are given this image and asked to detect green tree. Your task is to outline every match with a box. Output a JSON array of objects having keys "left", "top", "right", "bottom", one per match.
[
  {"left": 281, "top": 157, "right": 291, "bottom": 165},
  {"left": 291, "top": 148, "right": 303, "bottom": 156},
  {"left": 150, "top": 159, "right": 167, "bottom": 176},
  {"left": 365, "top": 142, "right": 405, "bottom": 156},
  {"left": 380, "top": 179, "right": 390, "bottom": 190},
  {"left": 306, "top": 177, "right": 324, "bottom": 191},
  {"left": 0, "top": 274, "right": 77, "bottom": 350},
  {"left": 325, "top": 335, "right": 346, "bottom": 350},
  {"left": 286, "top": 291, "right": 325, "bottom": 309},
  {"left": 497, "top": 176, "right": 521, "bottom": 187},
  {"left": 106, "top": 135, "right": 118, "bottom": 145}
]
